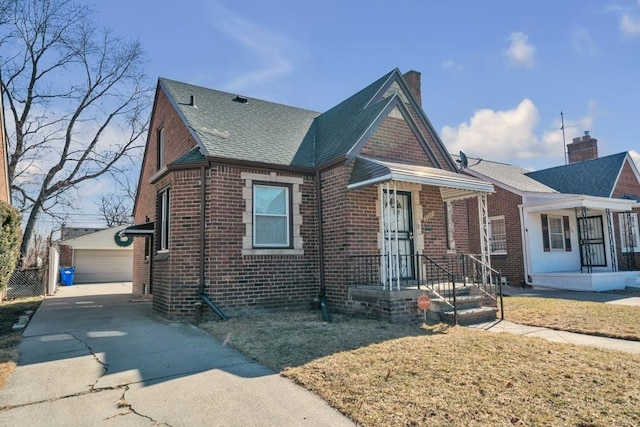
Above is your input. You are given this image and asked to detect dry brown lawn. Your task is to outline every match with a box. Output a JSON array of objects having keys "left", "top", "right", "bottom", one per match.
[
  {"left": 200, "top": 305, "right": 640, "bottom": 427},
  {"left": 503, "top": 295, "right": 640, "bottom": 341},
  {"left": 0, "top": 297, "right": 42, "bottom": 389}
]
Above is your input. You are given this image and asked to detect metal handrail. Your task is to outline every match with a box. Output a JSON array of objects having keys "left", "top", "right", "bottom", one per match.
[
  {"left": 350, "top": 253, "right": 458, "bottom": 324},
  {"left": 444, "top": 253, "right": 504, "bottom": 320}
]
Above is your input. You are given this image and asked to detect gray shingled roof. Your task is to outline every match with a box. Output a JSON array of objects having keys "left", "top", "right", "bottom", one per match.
[
  {"left": 525, "top": 152, "right": 628, "bottom": 197},
  {"left": 159, "top": 69, "right": 446, "bottom": 169},
  {"left": 160, "top": 78, "right": 320, "bottom": 167},
  {"left": 452, "top": 155, "right": 557, "bottom": 193},
  {"left": 306, "top": 70, "right": 396, "bottom": 165}
]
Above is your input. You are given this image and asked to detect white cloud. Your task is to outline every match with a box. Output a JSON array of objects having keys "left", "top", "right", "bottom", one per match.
[
  {"left": 506, "top": 32, "right": 535, "bottom": 68},
  {"left": 620, "top": 14, "right": 640, "bottom": 37},
  {"left": 441, "top": 59, "right": 463, "bottom": 71},
  {"left": 572, "top": 26, "right": 598, "bottom": 54},
  {"left": 441, "top": 99, "right": 596, "bottom": 163},
  {"left": 206, "top": 2, "right": 306, "bottom": 92}
]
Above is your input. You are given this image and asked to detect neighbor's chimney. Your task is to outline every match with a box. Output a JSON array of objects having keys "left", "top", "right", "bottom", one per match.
[
  {"left": 567, "top": 131, "right": 598, "bottom": 164},
  {"left": 403, "top": 70, "right": 422, "bottom": 106}
]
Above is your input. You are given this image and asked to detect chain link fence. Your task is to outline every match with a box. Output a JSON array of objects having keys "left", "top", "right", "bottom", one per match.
[{"left": 5, "top": 267, "right": 46, "bottom": 300}]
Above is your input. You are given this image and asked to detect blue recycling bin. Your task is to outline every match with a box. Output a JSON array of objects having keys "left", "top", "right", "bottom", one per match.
[{"left": 59, "top": 267, "right": 75, "bottom": 286}]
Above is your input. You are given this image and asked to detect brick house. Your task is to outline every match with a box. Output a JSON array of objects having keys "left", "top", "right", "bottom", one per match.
[
  {"left": 459, "top": 133, "right": 640, "bottom": 291},
  {"left": 124, "top": 69, "right": 496, "bottom": 321}
]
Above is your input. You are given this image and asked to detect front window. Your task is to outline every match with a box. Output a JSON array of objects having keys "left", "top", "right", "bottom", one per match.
[
  {"left": 489, "top": 216, "right": 507, "bottom": 254},
  {"left": 253, "top": 184, "right": 290, "bottom": 247},
  {"left": 549, "top": 216, "right": 565, "bottom": 251}
]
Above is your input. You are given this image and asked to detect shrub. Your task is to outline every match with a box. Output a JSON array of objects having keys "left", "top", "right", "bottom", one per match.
[{"left": 0, "top": 201, "right": 22, "bottom": 292}]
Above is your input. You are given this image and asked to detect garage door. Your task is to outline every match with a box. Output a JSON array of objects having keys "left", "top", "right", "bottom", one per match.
[{"left": 73, "top": 249, "right": 133, "bottom": 283}]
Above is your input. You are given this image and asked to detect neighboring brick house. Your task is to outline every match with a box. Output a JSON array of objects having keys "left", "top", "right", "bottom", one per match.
[
  {"left": 459, "top": 133, "right": 640, "bottom": 291},
  {"left": 124, "top": 69, "right": 495, "bottom": 321}
]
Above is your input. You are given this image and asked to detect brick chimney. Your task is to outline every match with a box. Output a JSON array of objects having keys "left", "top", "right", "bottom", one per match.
[
  {"left": 403, "top": 70, "right": 422, "bottom": 106},
  {"left": 567, "top": 131, "right": 598, "bottom": 163}
]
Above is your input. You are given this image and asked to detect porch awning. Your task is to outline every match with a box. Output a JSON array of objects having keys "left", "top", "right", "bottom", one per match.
[
  {"left": 347, "top": 156, "right": 494, "bottom": 202},
  {"left": 121, "top": 222, "right": 154, "bottom": 236},
  {"left": 521, "top": 194, "right": 636, "bottom": 213}
]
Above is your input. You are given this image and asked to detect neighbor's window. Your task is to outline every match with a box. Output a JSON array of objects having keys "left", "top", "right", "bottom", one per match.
[
  {"left": 489, "top": 216, "right": 507, "bottom": 254},
  {"left": 253, "top": 184, "right": 291, "bottom": 247},
  {"left": 541, "top": 214, "right": 572, "bottom": 252},
  {"left": 619, "top": 213, "right": 640, "bottom": 253},
  {"left": 157, "top": 127, "right": 165, "bottom": 169},
  {"left": 548, "top": 216, "right": 565, "bottom": 251},
  {"left": 157, "top": 188, "right": 170, "bottom": 251}
]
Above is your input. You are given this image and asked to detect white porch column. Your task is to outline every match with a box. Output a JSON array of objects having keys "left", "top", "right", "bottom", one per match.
[{"left": 478, "top": 193, "right": 491, "bottom": 285}]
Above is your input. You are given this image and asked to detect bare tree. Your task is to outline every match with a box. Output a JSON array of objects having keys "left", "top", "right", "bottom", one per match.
[
  {"left": 0, "top": 0, "right": 151, "bottom": 259},
  {"left": 97, "top": 194, "right": 133, "bottom": 228}
]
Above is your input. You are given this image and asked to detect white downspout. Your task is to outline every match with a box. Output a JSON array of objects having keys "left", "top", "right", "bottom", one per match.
[{"left": 519, "top": 204, "right": 533, "bottom": 286}]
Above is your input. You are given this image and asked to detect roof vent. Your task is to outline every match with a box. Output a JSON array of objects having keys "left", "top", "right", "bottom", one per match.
[
  {"left": 232, "top": 95, "right": 248, "bottom": 104},
  {"left": 189, "top": 95, "right": 196, "bottom": 107}
]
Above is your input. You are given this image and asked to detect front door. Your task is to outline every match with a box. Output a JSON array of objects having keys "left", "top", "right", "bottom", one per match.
[
  {"left": 578, "top": 216, "right": 606, "bottom": 267},
  {"left": 382, "top": 190, "right": 415, "bottom": 280}
]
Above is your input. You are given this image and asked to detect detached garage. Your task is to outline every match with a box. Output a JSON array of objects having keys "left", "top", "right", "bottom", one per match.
[{"left": 58, "top": 225, "right": 133, "bottom": 283}]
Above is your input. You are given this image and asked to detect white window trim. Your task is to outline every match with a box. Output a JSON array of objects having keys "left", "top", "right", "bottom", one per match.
[
  {"left": 548, "top": 215, "right": 566, "bottom": 252},
  {"left": 252, "top": 184, "right": 290, "bottom": 248},
  {"left": 619, "top": 212, "right": 640, "bottom": 253},
  {"left": 489, "top": 215, "right": 507, "bottom": 255},
  {"left": 241, "top": 172, "right": 304, "bottom": 255}
]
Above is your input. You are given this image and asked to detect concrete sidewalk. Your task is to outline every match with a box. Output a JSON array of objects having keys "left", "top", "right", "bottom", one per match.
[
  {"left": 468, "top": 319, "right": 640, "bottom": 354},
  {"left": 0, "top": 283, "right": 354, "bottom": 427},
  {"left": 502, "top": 285, "right": 640, "bottom": 306},
  {"left": 469, "top": 285, "right": 640, "bottom": 354}
]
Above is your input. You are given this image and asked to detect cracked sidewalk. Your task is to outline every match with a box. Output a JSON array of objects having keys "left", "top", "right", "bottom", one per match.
[{"left": 0, "top": 283, "right": 353, "bottom": 426}]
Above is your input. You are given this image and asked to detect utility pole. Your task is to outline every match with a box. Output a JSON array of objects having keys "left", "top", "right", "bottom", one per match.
[{"left": 561, "top": 111, "right": 567, "bottom": 165}]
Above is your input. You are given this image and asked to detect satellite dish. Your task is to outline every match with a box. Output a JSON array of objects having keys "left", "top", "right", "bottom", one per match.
[{"left": 457, "top": 151, "right": 468, "bottom": 169}]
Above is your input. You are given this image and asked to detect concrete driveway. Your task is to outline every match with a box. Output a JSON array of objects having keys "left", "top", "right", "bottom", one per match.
[{"left": 0, "top": 283, "right": 354, "bottom": 426}]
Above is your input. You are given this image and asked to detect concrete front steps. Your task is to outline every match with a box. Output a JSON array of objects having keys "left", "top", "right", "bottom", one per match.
[{"left": 430, "top": 286, "right": 500, "bottom": 326}]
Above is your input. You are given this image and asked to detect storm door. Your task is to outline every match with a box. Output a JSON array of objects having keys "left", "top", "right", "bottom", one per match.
[
  {"left": 382, "top": 190, "right": 415, "bottom": 282},
  {"left": 577, "top": 215, "right": 606, "bottom": 268}
]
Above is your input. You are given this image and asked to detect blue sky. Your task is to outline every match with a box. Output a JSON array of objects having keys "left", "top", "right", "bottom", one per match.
[
  {"left": 84, "top": 0, "right": 640, "bottom": 169},
  {"left": 68, "top": 0, "right": 640, "bottom": 226}
]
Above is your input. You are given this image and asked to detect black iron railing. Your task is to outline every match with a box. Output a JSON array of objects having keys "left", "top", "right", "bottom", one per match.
[
  {"left": 350, "top": 253, "right": 458, "bottom": 323},
  {"left": 443, "top": 254, "right": 504, "bottom": 320},
  {"left": 350, "top": 253, "right": 505, "bottom": 323}
]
